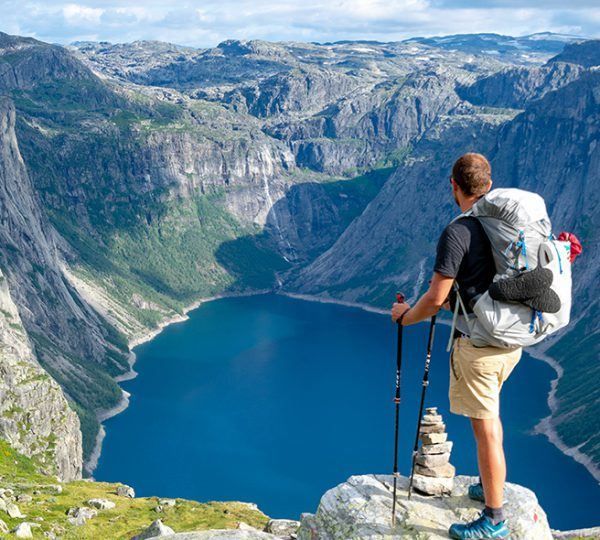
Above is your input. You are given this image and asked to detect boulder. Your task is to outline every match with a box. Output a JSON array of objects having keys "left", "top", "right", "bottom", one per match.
[
  {"left": 88, "top": 498, "right": 116, "bottom": 510},
  {"left": 66, "top": 506, "right": 97, "bottom": 526},
  {"left": 297, "top": 474, "right": 553, "bottom": 539},
  {"left": 117, "top": 485, "right": 136, "bottom": 498},
  {"left": 421, "top": 432, "right": 448, "bottom": 444},
  {"left": 17, "top": 494, "right": 32, "bottom": 503},
  {"left": 13, "top": 522, "right": 33, "bottom": 538},
  {"left": 0, "top": 518, "right": 8, "bottom": 533},
  {"left": 265, "top": 518, "right": 301, "bottom": 537},
  {"left": 6, "top": 501, "right": 25, "bottom": 518},
  {"left": 131, "top": 519, "right": 175, "bottom": 540},
  {"left": 158, "top": 498, "right": 177, "bottom": 507}
]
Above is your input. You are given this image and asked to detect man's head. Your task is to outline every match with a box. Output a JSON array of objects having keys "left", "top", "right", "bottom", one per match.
[{"left": 450, "top": 153, "right": 492, "bottom": 209}]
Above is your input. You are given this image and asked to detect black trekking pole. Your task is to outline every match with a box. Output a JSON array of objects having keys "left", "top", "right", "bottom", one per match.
[
  {"left": 407, "top": 314, "right": 437, "bottom": 500},
  {"left": 391, "top": 292, "right": 405, "bottom": 526}
]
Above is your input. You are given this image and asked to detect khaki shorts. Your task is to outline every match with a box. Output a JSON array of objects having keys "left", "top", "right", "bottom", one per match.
[{"left": 449, "top": 337, "right": 521, "bottom": 419}]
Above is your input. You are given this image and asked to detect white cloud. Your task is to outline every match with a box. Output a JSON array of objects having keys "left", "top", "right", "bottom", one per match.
[
  {"left": 62, "top": 3, "right": 104, "bottom": 24},
  {"left": 0, "top": 0, "right": 597, "bottom": 47}
]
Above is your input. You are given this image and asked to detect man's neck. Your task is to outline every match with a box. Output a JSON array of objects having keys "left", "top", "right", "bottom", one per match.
[{"left": 459, "top": 196, "right": 480, "bottom": 213}]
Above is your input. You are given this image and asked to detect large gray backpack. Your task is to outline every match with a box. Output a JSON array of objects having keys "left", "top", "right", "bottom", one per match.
[{"left": 448, "top": 188, "right": 572, "bottom": 350}]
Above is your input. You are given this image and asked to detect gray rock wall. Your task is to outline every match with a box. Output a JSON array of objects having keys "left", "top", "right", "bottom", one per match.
[{"left": 0, "top": 266, "right": 82, "bottom": 480}]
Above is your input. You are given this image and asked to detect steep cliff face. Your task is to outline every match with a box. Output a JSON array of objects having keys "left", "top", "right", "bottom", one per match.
[
  {"left": 457, "top": 62, "right": 583, "bottom": 108},
  {"left": 0, "top": 268, "right": 82, "bottom": 481},
  {"left": 0, "top": 95, "right": 124, "bottom": 466},
  {"left": 267, "top": 71, "right": 465, "bottom": 175}
]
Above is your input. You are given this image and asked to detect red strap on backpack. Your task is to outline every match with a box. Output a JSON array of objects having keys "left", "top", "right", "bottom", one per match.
[{"left": 557, "top": 232, "right": 583, "bottom": 263}]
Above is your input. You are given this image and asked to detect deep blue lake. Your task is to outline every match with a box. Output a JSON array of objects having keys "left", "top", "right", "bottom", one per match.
[{"left": 96, "top": 293, "right": 599, "bottom": 530}]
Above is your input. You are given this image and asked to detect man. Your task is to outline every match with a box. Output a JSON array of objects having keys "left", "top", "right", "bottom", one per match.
[{"left": 392, "top": 153, "right": 521, "bottom": 539}]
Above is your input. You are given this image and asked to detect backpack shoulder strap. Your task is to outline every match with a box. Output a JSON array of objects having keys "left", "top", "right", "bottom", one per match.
[{"left": 446, "top": 282, "right": 474, "bottom": 352}]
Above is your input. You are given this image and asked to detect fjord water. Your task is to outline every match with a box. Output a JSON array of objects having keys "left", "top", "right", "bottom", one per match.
[{"left": 96, "top": 294, "right": 598, "bottom": 530}]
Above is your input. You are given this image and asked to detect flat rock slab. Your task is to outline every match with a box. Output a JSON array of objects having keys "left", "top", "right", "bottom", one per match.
[
  {"left": 420, "top": 423, "right": 445, "bottom": 434},
  {"left": 421, "top": 433, "right": 448, "bottom": 444},
  {"left": 416, "top": 453, "right": 450, "bottom": 467},
  {"left": 422, "top": 414, "right": 443, "bottom": 424},
  {"left": 420, "top": 441, "right": 453, "bottom": 455},
  {"left": 415, "top": 463, "right": 456, "bottom": 478},
  {"left": 297, "top": 474, "right": 553, "bottom": 540}
]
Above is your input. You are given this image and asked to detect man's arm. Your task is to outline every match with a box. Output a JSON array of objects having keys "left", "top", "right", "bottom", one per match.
[{"left": 391, "top": 272, "right": 454, "bottom": 326}]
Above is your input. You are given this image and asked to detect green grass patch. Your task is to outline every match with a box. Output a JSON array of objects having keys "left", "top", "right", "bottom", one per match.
[{"left": 0, "top": 439, "right": 269, "bottom": 539}]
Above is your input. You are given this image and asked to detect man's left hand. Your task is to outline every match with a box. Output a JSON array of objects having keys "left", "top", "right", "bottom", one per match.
[{"left": 391, "top": 301, "right": 411, "bottom": 323}]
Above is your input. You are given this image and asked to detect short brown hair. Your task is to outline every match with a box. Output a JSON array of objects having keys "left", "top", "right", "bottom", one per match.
[{"left": 451, "top": 153, "right": 492, "bottom": 196}]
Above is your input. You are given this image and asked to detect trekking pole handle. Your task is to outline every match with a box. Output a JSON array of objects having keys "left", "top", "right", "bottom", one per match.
[{"left": 396, "top": 292, "right": 405, "bottom": 303}]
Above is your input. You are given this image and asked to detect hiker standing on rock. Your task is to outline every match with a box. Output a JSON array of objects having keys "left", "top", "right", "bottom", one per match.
[{"left": 391, "top": 153, "right": 519, "bottom": 539}]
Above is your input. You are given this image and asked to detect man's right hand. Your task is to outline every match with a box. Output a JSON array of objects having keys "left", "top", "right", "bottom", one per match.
[{"left": 391, "top": 301, "right": 411, "bottom": 323}]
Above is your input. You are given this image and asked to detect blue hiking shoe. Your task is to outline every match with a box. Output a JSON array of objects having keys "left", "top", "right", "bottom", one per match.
[
  {"left": 449, "top": 512, "right": 510, "bottom": 539},
  {"left": 468, "top": 482, "right": 485, "bottom": 503}
]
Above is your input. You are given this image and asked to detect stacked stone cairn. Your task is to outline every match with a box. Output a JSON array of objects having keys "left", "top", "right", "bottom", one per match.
[{"left": 412, "top": 407, "right": 455, "bottom": 496}]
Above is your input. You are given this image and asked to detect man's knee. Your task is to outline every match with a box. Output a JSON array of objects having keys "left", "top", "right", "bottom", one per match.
[{"left": 471, "top": 417, "right": 502, "bottom": 444}]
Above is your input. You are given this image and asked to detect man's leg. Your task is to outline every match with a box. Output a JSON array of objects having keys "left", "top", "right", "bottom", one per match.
[
  {"left": 471, "top": 416, "right": 505, "bottom": 511},
  {"left": 448, "top": 339, "right": 520, "bottom": 537}
]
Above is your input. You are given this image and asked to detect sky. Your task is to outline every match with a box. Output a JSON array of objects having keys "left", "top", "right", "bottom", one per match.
[{"left": 0, "top": 0, "right": 599, "bottom": 48}]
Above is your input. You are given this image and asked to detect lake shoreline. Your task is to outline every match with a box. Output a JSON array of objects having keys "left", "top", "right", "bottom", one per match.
[
  {"left": 528, "top": 347, "right": 600, "bottom": 483},
  {"left": 86, "top": 289, "right": 270, "bottom": 475},
  {"left": 88, "top": 289, "right": 599, "bottom": 485}
]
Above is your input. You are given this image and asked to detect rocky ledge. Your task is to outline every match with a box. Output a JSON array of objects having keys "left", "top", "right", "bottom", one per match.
[
  {"left": 298, "top": 474, "right": 552, "bottom": 539},
  {"left": 134, "top": 474, "right": 600, "bottom": 540}
]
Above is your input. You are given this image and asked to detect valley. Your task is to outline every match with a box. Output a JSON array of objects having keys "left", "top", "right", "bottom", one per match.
[{"left": 0, "top": 29, "right": 597, "bottom": 496}]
